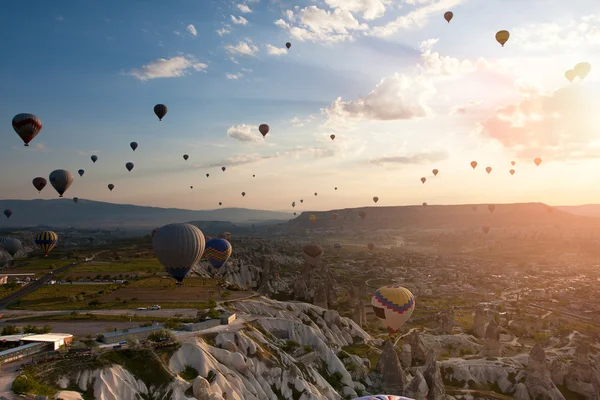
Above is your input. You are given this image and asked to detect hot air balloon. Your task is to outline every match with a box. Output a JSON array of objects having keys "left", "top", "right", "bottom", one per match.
[
  {"left": 259, "top": 124, "right": 270, "bottom": 138},
  {"left": 152, "top": 223, "right": 205, "bottom": 283},
  {"left": 206, "top": 174, "right": 210, "bottom": 178},
  {"left": 292, "top": 202, "right": 296, "bottom": 207},
  {"left": 359, "top": 210, "right": 366, "bottom": 219},
  {"left": 565, "top": 69, "right": 576, "bottom": 83},
  {"left": 511, "top": 161, "right": 516, "bottom": 166},
  {"left": 488, "top": 204, "right": 495, "bottom": 213},
  {"left": 293, "top": 212, "right": 297, "bottom": 216},
  {"left": 574, "top": 62, "right": 591, "bottom": 79},
  {"left": 3, "top": 210, "right": 12, "bottom": 219},
  {"left": 76, "top": 169, "right": 84, "bottom": 178},
  {"left": 332, "top": 213, "right": 339, "bottom": 220},
  {"left": 367, "top": 242, "right": 375, "bottom": 251},
  {"left": 91, "top": 155, "right": 98, "bottom": 163},
  {"left": 203, "top": 238, "right": 232, "bottom": 269},
  {"left": 309, "top": 215, "right": 316, "bottom": 222},
  {"left": 371, "top": 286, "right": 415, "bottom": 333},
  {"left": 241, "top": 192, "right": 246, "bottom": 197},
  {"left": 35, "top": 231, "right": 58, "bottom": 256},
  {"left": 422, "top": 202, "right": 428, "bottom": 207},
  {"left": 12, "top": 113, "right": 42, "bottom": 146},
  {"left": 32, "top": 177, "right": 47, "bottom": 193},
  {"left": 482, "top": 226, "right": 490, "bottom": 234},
  {"left": 73, "top": 197, "right": 78, "bottom": 203},
  {"left": 253, "top": 174, "right": 255, "bottom": 178},
  {"left": 432, "top": 169, "right": 439, "bottom": 176},
  {"left": 335, "top": 187, "right": 338, "bottom": 191},
  {"left": 534, "top": 157, "right": 542, "bottom": 166},
  {"left": 151, "top": 228, "right": 159, "bottom": 237},
  {"left": 222, "top": 167, "right": 226, "bottom": 172},
  {"left": 470, "top": 161, "right": 477, "bottom": 169},
  {"left": 314, "top": 192, "right": 317, "bottom": 196},
  {"left": 1, "top": 238, "right": 21, "bottom": 257},
  {"left": 300, "top": 199, "right": 303, "bottom": 203},
  {"left": 190, "top": 186, "right": 193, "bottom": 189},
  {"left": 219, "top": 202, "right": 222, "bottom": 206},
  {"left": 444, "top": 11, "right": 453, "bottom": 23},
  {"left": 183, "top": 154, "right": 189, "bottom": 161},
  {"left": 130, "top": 142, "right": 138, "bottom": 151},
  {"left": 495, "top": 30, "right": 510, "bottom": 47},
  {"left": 126, "top": 162, "right": 134, "bottom": 172},
  {"left": 154, "top": 104, "right": 168, "bottom": 121},
  {"left": 286, "top": 42, "right": 291, "bottom": 49},
  {"left": 108, "top": 184, "right": 114, "bottom": 191},
  {"left": 302, "top": 244, "right": 323, "bottom": 267},
  {"left": 49, "top": 170, "right": 74, "bottom": 198},
  {"left": 373, "top": 196, "right": 379, "bottom": 204},
  {"left": 485, "top": 167, "right": 492, "bottom": 174},
  {"left": 330, "top": 134, "right": 335, "bottom": 140},
  {"left": 421, "top": 177, "right": 426, "bottom": 184},
  {"left": 510, "top": 169, "right": 515, "bottom": 175}
]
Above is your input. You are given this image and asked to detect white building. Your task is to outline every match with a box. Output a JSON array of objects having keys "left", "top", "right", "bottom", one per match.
[{"left": 21, "top": 333, "right": 73, "bottom": 350}]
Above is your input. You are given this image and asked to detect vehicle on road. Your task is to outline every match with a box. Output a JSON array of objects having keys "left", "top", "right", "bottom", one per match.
[
  {"left": 150, "top": 305, "right": 161, "bottom": 310},
  {"left": 136, "top": 307, "right": 147, "bottom": 311}
]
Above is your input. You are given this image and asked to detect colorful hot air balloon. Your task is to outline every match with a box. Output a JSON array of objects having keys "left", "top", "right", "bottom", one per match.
[
  {"left": 510, "top": 169, "right": 515, "bottom": 175},
  {"left": 482, "top": 226, "right": 490, "bottom": 234},
  {"left": 78, "top": 169, "right": 85, "bottom": 177},
  {"left": 286, "top": 42, "right": 291, "bottom": 49},
  {"left": 495, "top": 30, "right": 510, "bottom": 47},
  {"left": 154, "top": 104, "right": 168, "bottom": 121},
  {"left": 259, "top": 124, "right": 270, "bottom": 137},
  {"left": 3, "top": 210, "right": 12, "bottom": 219},
  {"left": 359, "top": 210, "right": 366, "bottom": 219},
  {"left": 302, "top": 244, "right": 323, "bottom": 267},
  {"left": 1, "top": 238, "right": 21, "bottom": 257},
  {"left": 371, "top": 286, "right": 415, "bottom": 333},
  {"left": 130, "top": 142, "right": 138, "bottom": 151},
  {"left": 126, "top": 162, "right": 134, "bottom": 172},
  {"left": 367, "top": 242, "right": 375, "bottom": 251},
  {"left": 49, "top": 170, "right": 74, "bottom": 198},
  {"left": 73, "top": 197, "right": 78, "bottom": 203},
  {"left": 486, "top": 167, "right": 492, "bottom": 174},
  {"left": 444, "top": 11, "right": 453, "bottom": 23},
  {"left": 12, "top": 113, "right": 42, "bottom": 146},
  {"left": 222, "top": 167, "right": 226, "bottom": 172},
  {"left": 330, "top": 134, "right": 335, "bottom": 140},
  {"left": 309, "top": 215, "right": 316, "bottom": 222},
  {"left": 421, "top": 177, "right": 426, "bottom": 184},
  {"left": 204, "top": 238, "right": 232, "bottom": 269},
  {"left": 534, "top": 157, "right": 542, "bottom": 166},
  {"left": 151, "top": 228, "right": 159, "bottom": 237},
  {"left": 574, "top": 62, "right": 591, "bottom": 79},
  {"left": 470, "top": 161, "right": 477, "bottom": 169},
  {"left": 32, "top": 177, "right": 47, "bottom": 193},
  {"left": 183, "top": 154, "right": 189, "bottom": 161},
  {"left": 488, "top": 204, "right": 496, "bottom": 213},
  {"left": 565, "top": 69, "right": 576, "bottom": 83},
  {"left": 35, "top": 231, "right": 58, "bottom": 256},
  {"left": 91, "top": 155, "right": 98, "bottom": 163},
  {"left": 432, "top": 169, "right": 439, "bottom": 176},
  {"left": 511, "top": 161, "right": 516, "bottom": 166},
  {"left": 108, "top": 184, "right": 114, "bottom": 191},
  {"left": 373, "top": 196, "right": 379, "bottom": 203},
  {"left": 152, "top": 223, "right": 205, "bottom": 283}
]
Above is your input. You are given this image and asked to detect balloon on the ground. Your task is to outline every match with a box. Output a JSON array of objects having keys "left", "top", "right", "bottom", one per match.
[
  {"left": 203, "top": 238, "right": 233, "bottom": 269},
  {"left": 35, "top": 231, "right": 58, "bottom": 256},
  {"left": 371, "top": 286, "right": 415, "bottom": 333},
  {"left": 152, "top": 223, "right": 205, "bottom": 283}
]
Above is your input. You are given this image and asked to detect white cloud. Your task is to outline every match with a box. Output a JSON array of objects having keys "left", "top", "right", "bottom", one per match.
[
  {"left": 370, "top": 150, "right": 448, "bottom": 167},
  {"left": 231, "top": 15, "right": 249, "bottom": 25},
  {"left": 227, "top": 124, "right": 262, "bottom": 142},
  {"left": 225, "top": 41, "right": 259, "bottom": 57},
  {"left": 186, "top": 24, "right": 197, "bottom": 37},
  {"left": 274, "top": 6, "right": 369, "bottom": 43},
  {"left": 322, "top": 73, "right": 436, "bottom": 128},
  {"left": 217, "top": 27, "right": 231, "bottom": 36},
  {"left": 226, "top": 72, "right": 243, "bottom": 80},
  {"left": 127, "top": 55, "right": 208, "bottom": 81},
  {"left": 513, "top": 14, "right": 600, "bottom": 50},
  {"left": 266, "top": 44, "right": 288, "bottom": 56},
  {"left": 323, "top": 0, "right": 391, "bottom": 20},
  {"left": 237, "top": 4, "right": 252, "bottom": 13},
  {"left": 290, "top": 117, "right": 304, "bottom": 127},
  {"left": 449, "top": 100, "right": 482, "bottom": 116},
  {"left": 370, "top": 0, "right": 464, "bottom": 37}
]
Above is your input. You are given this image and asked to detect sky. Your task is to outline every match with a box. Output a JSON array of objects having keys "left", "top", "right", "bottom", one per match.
[{"left": 2, "top": 0, "right": 600, "bottom": 211}]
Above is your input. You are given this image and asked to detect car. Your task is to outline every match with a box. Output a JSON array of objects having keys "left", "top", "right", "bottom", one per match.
[
  {"left": 136, "top": 307, "right": 147, "bottom": 311},
  {"left": 150, "top": 305, "right": 161, "bottom": 310}
]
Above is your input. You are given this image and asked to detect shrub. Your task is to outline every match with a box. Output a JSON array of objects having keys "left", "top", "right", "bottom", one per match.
[
  {"left": 88, "top": 300, "right": 101, "bottom": 307},
  {"left": 1, "top": 325, "right": 20, "bottom": 335}
]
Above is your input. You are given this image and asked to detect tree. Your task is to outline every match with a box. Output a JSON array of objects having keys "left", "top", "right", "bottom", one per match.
[{"left": 1, "top": 325, "right": 20, "bottom": 335}]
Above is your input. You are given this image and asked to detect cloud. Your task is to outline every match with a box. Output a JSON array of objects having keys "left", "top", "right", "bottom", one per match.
[
  {"left": 266, "top": 44, "right": 287, "bottom": 56},
  {"left": 479, "top": 83, "right": 600, "bottom": 160},
  {"left": 231, "top": 15, "right": 249, "bottom": 25},
  {"left": 225, "top": 41, "right": 259, "bottom": 57},
  {"left": 370, "top": 150, "right": 448, "bottom": 166},
  {"left": 217, "top": 27, "right": 231, "bottom": 36},
  {"left": 11, "top": 142, "right": 50, "bottom": 152},
  {"left": 237, "top": 4, "right": 252, "bottom": 13},
  {"left": 127, "top": 55, "right": 207, "bottom": 81},
  {"left": 322, "top": 73, "right": 436, "bottom": 128},
  {"left": 227, "top": 124, "right": 262, "bottom": 142},
  {"left": 203, "top": 145, "right": 340, "bottom": 169},
  {"left": 274, "top": 6, "right": 369, "bottom": 43},
  {"left": 78, "top": 150, "right": 101, "bottom": 156},
  {"left": 512, "top": 14, "right": 600, "bottom": 50},
  {"left": 202, "top": 154, "right": 273, "bottom": 168},
  {"left": 449, "top": 100, "right": 483, "bottom": 115},
  {"left": 290, "top": 117, "right": 304, "bottom": 128},
  {"left": 186, "top": 24, "right": 197, "bottom": 37},
  {"left": 226, "top": 72, "right": 243, "bottom": 80},
  {"left": 370, "top": 0, "right": 464, "bottom": 37},
  {"left": 323, "top": 0, "right": 391, "bottom": 20}
]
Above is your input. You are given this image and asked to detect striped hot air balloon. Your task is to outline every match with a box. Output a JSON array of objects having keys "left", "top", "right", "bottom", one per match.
[
  {"left": 152, "top": 223, "right": 205, "bottom": 283},
  {"left": 203, "top": 238, "right": 233, "bottom": 269},
  {"left": 371, "top": 286, "right": 415, "bottom": 333},
  {"left": 12, "top": 113, "right": 42, "bottom": 146},
  {"left": 35, "top": 231, "right": 58, "bottom": 256}
]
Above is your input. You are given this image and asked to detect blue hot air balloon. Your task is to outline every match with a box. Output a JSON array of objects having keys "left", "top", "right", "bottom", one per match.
[{"left": 203, "top": 238, "right": 232, "bottom": 269}]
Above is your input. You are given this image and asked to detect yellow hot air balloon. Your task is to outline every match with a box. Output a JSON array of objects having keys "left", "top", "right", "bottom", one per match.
[
  {"left": 495, "top": 30, "right": 510, "bottom": 47},
  {"left": 573, "top": 62, "right": 591, "bottom": 79},
  {"left": 565, "top": 69, "right": 576, "bottom": 83},
  {"left": 35, "top": 231, "right": 58, "bottom": 257},
  {"left": 309, "top": 215, "right": 316, "bottom": 222},
  {"left": 371, "top": 286, "right": 415, "bottom": 333}
]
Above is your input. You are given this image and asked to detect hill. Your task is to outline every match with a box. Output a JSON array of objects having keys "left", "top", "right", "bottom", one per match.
[
  {"left": 555, "top": 204, "right": 600, "bottom": 217},
  {"left": 0, "top": 199, "right": 292, "bottom": 229}
]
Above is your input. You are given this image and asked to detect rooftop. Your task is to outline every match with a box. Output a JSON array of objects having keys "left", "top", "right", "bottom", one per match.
[
  {"left": 0, "top": 342, "right": 44, "bottom": 359},
  {"left": 21, "top": 333, "right": 73, "bottom": 343}
]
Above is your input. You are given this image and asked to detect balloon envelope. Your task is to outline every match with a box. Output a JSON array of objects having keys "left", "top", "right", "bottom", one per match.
[
  {"left": 152, "top": 223, "right": 205, "bottom": 282},
  {"left": 565, "top": 69, "right": 576, "bottom": 82},
  {"left": 78, "top": 169, "right": 85, "bottom": 177},
  {"left": 534, "top": 157, "right": 542, "bottom": 166},
  {"left": 421, "top": 177, "right": 426, "bottom": 184},
  {"left": 108, "top": 184, "right": 114, "bottom": 191},
  {"left": 35, "top": 231, "right": 58, "bottom": 256},
  {"left": 49, "top": 169, "right": 74, "bottom": 197},
  {"left": 154, "top": 104, "right": 168, "bottom": 121},
  {"left": 432, "top": 169, "right": 439, "bottom": 176},
  {"left": 574, "top": 62, "right": 591, "bottom": 79},
  {"left": 3, "top": 210, "right": 12, "bottom": 219},
  {"left": 286, "top": 42, "right": 291, "bottom": 49},
  {"left": 444, "top": 11, "right": 453, "bottom": 22},
  {"left": 1, "top": 238, "right": 21, "bottom": 256},
  {"left": 32, "top": 177, "right": 47, "bottom": 192},
  {"left": 373, "top": 196, "right": 379, "bottom": 203},
  {"left": 371, "top": 286, "right": 415, "bottom": 333},
  {"left": 259, "top": 124, "right": 270, "bottom": 137},
  {"left": 126, "top": 162, "right": 134, "bottom": 172},
  {"left": 12, "top": 113, "right": 42, "bottom": 146},
  {"left": 485, "top": 167, "right": 492, "bottom": 174},
  {"left": 204, "top": 238, "right": 232, "bottom": 269},
  {"left": 130, "top": 142, "right": 138, "bottom": 151},
  {"left": 470, "top": 161, "right": 477, "bottom": 169},
  {"left": 91, "top": 155, "right": 98, "bottom": 163},
  {"left": 302, "top": 244, "right": 323, "bottom": 267},
  {"left": 330, "top": 134, "right": 335, "bottom": 140},
  {"left": 510, "top": 169, "right": 515, "bottom": 175},
  {"left": 495, "top": 30, "right": 510, "bottom": 46}
]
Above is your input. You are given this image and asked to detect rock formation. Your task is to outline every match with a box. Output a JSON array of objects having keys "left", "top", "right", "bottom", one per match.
[
  {"left": 473, "top": 305, "right": 486, "bottom": 338},
  {"left": 525, "top": 343, "right": 566, "bottom": 400},
  {"left": 400, "top": 344, "right": 412, "bottom": 368},
  {"left": 406, "top": 330, "right": 427, "bottom": 366},
  {"left": 404, "top": 370, "right": 428, "bottom": 400},
  {"left": 377, "top": 340, "right": 407, "bottom": 394},
  {"left": 564, "top": 342, "right": 600, "bottom": 399},
  {"left": 480, "top": 318, "right": 502, "bottom": 357},
  {"left": 438, "top": 307, "right": 455, "bottom": 334},
  {"left": 313, "top": 282, "right": 328, "bottom": 309},
  {"left": 353, "top": 301, "right": 365, "bottom": 328},
  {"left": 422, "top": 349, "right": 445, "bottom": 400}
]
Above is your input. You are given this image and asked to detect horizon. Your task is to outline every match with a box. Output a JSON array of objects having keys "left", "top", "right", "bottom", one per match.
[{"left": 2, "top": 0, "right": 600, "bottom": 211}]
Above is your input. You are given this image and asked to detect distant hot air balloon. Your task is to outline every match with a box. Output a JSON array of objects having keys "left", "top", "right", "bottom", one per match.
[
  {"left": 293, "top": 212, "right": 297, "bottom": 216},
  {"left": 335, "top": 187, "right": 338, "bottom": 191},
  {"left": 302, "top": 244, "right": 323, "bottom": 267},
  {"left": 3, "top": 210, "right": 12, "bottom": 219},
  {"left": 219, "top": 202, "right": 222, "bottom": 206},
  {"left": 190, "top": 186, "right": 193, "bottom": 189},
  {"left": 511, "top": 161, "right": 516, "bottom": 166},
  {"left": 432, "top": 169, "right": 439, "bottom": 176},
  {"left": 482, "top": 226, "right": 490, "bottom": 234},
  {"left": 152, "top": 223, "right": 205, "bottom": 283},
  {"left": 49, "top": 169, "right": 74, "bottom": 198},
  {"left": 495, "top": 30, "right": 510, "bottom": 47},
  {"left": 154, "top": 104, "right": 168, "bottom": 121},
  {"left": 1, "top": 238, "right": 22, "bottom": 257},
  {"left": 444, "top": 11, "right": 453, "bottom": 23},
  {"left": 259, "top": 124, "right": 270, "bottom": 138},
  {"left": 359, "top": 210, "right": 366, "bottom": 219},
  {"left": 151, "top": 228, "right": 159, "bottom": 237},
  {"left": 470, "top": 161, "right": 477, "bottom": 169},
  {"left": 73, "top": 197, "right": 78, "bottom": 203},
  {"left": 300, "top": 199, "right": 304, "bottom": 203},
  {"left": 485, "top": 167, "right": 492, "bottom": 174},
  {"left": 12, "top": 113, "right": 42, "bottom": 146},
  {"left": 421, "top": 177, "right": 426, "bottom": 184},
  {"left": 367, "top": 242, "right": 375, "bottom": 251},
  {"left": 534, "top": 157, "right": 542, "bottom": 166},
  {"left": 203, "top": 238, "right": 232, "bottom": 269},
  {"left": 108, "top": 184, "right": 114, "bottom": 191},
  {"left": 206, "top": 174, "right": 210, "bottom": 177},
  {"left": 91, "top": 155, "right": 98, "bottom": 163},
  {"left": 330, "top": 134, "right": 335, "bottom": 140},
  {"left": 565, "top": 69, "right": 576, "bottom": 83},
  {"left": 510, "top": 169, "right": 515, "bottom": 175},
  {"left": 32, "top": 177, "right": 47, "bottom": 193},
  {"left": 253, "top": 174, "right": 255, "bottom": 178},
  {"left": 314, "top": 192, "right": 317, "bottom": 196},
  {"left": 373, "top": 196, "right": 379, "bottom": 204},
  {"left": 488, "top": 204, "right": 496, "bottom": 213},
  {"left": 309, "top": 215, "right": 316, "bottom": 222},
  {"left": 241, "top": 192, "right": 246, "bottom": 197},
  {"left": 422, "top": 202, "right": 428, "bottom": 207},
  {"left": 183, "top": 154, "right": 189, "bottom": 161},
  {"left": 222, "top": 167, "right": 226, "bottom": 172},
  {"left": 292, "top": 202, "right": 296, "bottom": 207},
  {"left": 77, "top": 169, "right": 84, "bottom": 177},
  {"left": 126, "top": 162, "right": 134, "bottom": 172},
  {"left": 574, "top": 62, "right": 591, "bottom": 79},
  {"left": 35, "top": 231, "right": 58, "bottom": 256},
  {"left": 371, "top": 286, "right": 415, "bottom": 333},
  {"left": 286, "top": 42, "right": 291, "bottom": 49},
  {"left": 130, "top": 142, "right": 138, "bottom": 151}
]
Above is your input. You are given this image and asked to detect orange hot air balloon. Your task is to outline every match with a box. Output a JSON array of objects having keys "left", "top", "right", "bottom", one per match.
[
  {"left": 485, "top": 167, "right": 492, "bottom": 174},
  {"left": 444, "top": 11, "right": 453, "bottom": 23},
  {"left": 330, "top": 134, "right": 335, "bottom": 140},
  {"left": 421, "top": 177, "right": 426, "bottom": 184},
  {"left": 482, "top": 226, "right": 490, "bottom": 234},
  {"left": 509, "top": 169, "right": 515, "bottom": 175},
  {"left": 495, "top": 30, "right": 510, "bottom": 47},
  {"left": 432, "top": 169, "right": 439, "bottom": 176},
  {"left": 470, "top": 161, "right": 477, "bottom": 169},
  {"left": 511, "top": 161, "right": 516, "bottom": 166},
  {"left": 534, "top": 157, "right": 542, "bottom": 166},
  {"left": 488, "top": 204, "right": 495, "bottom": 213}
]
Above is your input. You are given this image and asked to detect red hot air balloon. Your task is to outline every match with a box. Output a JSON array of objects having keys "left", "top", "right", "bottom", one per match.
[
  {"left": 421, "top": 177, "right": 426, "bottom": 184},
  {"left": 32, "top": 177, "right": 47, "bottom": 193},
  {"left": 444, "top": 11, "right": 453, "bottom": 23},
  {"left": 485, "top": 167, "right": 492, "bottom": 174},
  {"left": 511, "top": 161, "right": 516, "bottom": 166},
  {"left": 470, "top": 161, "right": 477, "bottom": 169},
  {"left": 510, "top": 169, "right": 515, "bottom": 175},
  {"left": 330, "top": 134, "right": 335, "bottom": 140},
  {"left": 12, "top": 113, "right": 42, "bottom": 146},
  {"left": 259, "top": 124, "right": 270, "bottom": 138},
  {"left": 432, "top": 169, "right": 439, "bottom": 176}
]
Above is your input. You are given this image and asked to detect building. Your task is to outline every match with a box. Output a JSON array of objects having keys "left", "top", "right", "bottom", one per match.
[
  {"left": 100, "top": 325, "right": 164, "bottom": 344},
  {"left": 0, "top": 342, "right": 49, "bottom": 364},
  {"left": 183, "top": 320, "right": 220, "bottom": 332},
  {"left": 221, "top": 312, "right": 236, "bottom": 325},
  {"left": 22, "top": 333, "right": 73, "bottom": 351}
]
